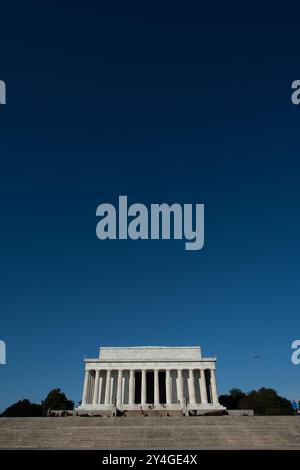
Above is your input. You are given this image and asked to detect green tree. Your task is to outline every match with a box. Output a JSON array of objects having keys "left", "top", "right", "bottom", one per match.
[
  {"left": 238, "top": 395, "right": 264, "bottom": 415},
  {"left": 251, "top": 388, "right": 293, "bottom": 415},
  {"left": 41, "top": 388, "right": 74, "bottom": 413},
  {"left": 220, "top": 387, "right": 294, "bottom": 415},
  {"left": 219, "top": 388, "right": 246, "bottom": 409},
  {"left": 1, "top": 399, "right": 42, "bottom": 417}
]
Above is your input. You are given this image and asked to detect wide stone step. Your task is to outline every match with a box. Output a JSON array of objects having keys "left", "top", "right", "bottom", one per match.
[{"left": 1, "top": 417, "right": 300, "bottom": 449}]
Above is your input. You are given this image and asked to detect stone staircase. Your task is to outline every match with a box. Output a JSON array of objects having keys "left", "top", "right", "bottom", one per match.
[{"left": 0, "top": 416, "right": 300, "bottom": 449}]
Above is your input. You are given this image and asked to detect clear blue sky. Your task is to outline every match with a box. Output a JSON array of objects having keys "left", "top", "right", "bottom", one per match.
[{"left": 0, "top": 1, "right": 300, "bottom": 411}]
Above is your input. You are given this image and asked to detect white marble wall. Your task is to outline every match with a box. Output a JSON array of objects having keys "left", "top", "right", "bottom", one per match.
[{"left": 99, "top": 346, "right": 202, "bottom": 361}]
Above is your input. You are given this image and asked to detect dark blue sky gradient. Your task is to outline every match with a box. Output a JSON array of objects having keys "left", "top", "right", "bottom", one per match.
[{"left": 0, "top": 1, "right": 300, "bottom": 410}]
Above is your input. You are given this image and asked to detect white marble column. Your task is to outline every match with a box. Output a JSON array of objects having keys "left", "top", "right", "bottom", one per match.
[
  {"left": 199, "top": 369, "right": 208, "bottom": 404},
  {"left": 122, "top": 375, "right": 126, "bottom": 404},
  {"left": 98, "top": 375, "right": 103, "bottom": 404},
  {"left": 104, "top": 369, "right": 111, "bottom": 405},
  {"left": 177, "top": 369, "right": 184, "bottom": 404},
  {"left": 93, "top": 370, "right": 100, "bottom": 405},
  {"left": 82, "top": 370, "right": 89, "bottom": 405},
  {"left": 117, "top": 370, "right": 122, "bottom": 406},
  {"left": 87, "top": 373, "right": 92, "bottom": 404},
  {"left": 188, "top": 369, "right": 196, "bottom": 404},
  {"left": 154, "top": 370, "right": 159, "bottom": 405},
  {"left": 210, "top": 368, "right": 219, "bottom": 404},
  {"left": 165, "top": 369, "right": 172, "bottom": 405},
  {"left": 110, "top": 375, "right": 114, "bottom": 404},
  {"left": 141, "top": 369, "right": 146, "bottom": 405},
  {"left": 129, "top": 370, "right": 135, "bottom": 405}
]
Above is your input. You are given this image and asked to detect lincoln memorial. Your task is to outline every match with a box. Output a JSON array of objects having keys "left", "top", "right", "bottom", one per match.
[{"left": 77, "top": 346, "right": 225, "bottom": 414}]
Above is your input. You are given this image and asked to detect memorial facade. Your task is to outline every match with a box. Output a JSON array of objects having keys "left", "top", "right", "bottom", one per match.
[{"left": 77, "top": 346, "right": 225, "bottom": 413}]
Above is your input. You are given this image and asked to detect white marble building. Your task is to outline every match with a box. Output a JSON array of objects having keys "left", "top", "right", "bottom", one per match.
[{"left": 77, "top": 346, "right": 225, "bottom": 413}]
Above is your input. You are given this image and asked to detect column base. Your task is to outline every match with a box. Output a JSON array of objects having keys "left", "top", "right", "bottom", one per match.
[{"left": 76, "top": 403, "right": 226, "bottom": 413}]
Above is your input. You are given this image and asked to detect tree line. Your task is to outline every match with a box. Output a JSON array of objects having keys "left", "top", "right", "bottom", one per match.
[
  {"left": 0, "top": 389, "right": 74, "bottom": 417},
  {"left": 219, "top": 388, "right": 295, "bottom": 415},
  {"left": 0, "top": 387, "right": 297, "bottom": 416}
]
